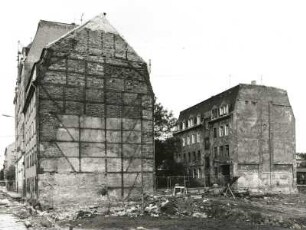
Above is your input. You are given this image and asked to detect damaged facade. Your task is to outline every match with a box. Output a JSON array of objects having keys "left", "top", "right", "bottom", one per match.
[
  {"left": 3, "top": 143, "right": 17, "bottom": 183},
  {"left": 14, "top": 14, "right": 154, "bottom": 208},
  {"left": 174, "top": 84, "right": 296, "bottom": 193}
]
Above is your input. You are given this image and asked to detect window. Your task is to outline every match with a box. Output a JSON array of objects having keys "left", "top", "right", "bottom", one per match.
[
  {"left": 219, "top": 126, "right": 224, "bottom": 137},
  {"left": 213, "top": 128, "right": 217, "bottom": 138},
  {"left": 198, "top": 168, "right": 202, "bottom": 179},
  {"left": 214, "top": 147, "right": 218, "bottom": 158},
  {"left": 204, "top": 138, "right": 210, "bottom": 149},
  {"left": 197, "top": 133, "right": 200, "bottom": 143},
  {"left": 219, "top": 107, "right": 223, "bottom": 116},
  {"left": 194, "top": 117, "right": 197, "bottom": 125},
  {"left": 182, "top": 138, "right": 185, "bottom": 147},
  {"left": 225, "top": 145, "right": 229, "bottom": 157},
  {"left": 197, "top": 115, "right": 201, "bottom": 125},
  {"left": 183, "top": 153, "right": 186, "bottom": 162},
  {"left": 219, "top": 105, "right": 229, "bottom": 116},
  {"left": 182, "top": 121, "right": 186, "bottom": 130},
  {"left": 193, "top": 169, "right": 197, "bottom": 178},
  {"left": 191, "top": 134, "right": 195, "bottom": 144},
  {"left": 193, "top": 152, "right": 196, "bottom": 162},
  {"left": 219, "top": 146, "right": 224, "bottom": 157},
  {"left": 205, "top": 156, "right": 210, "bottom": 168},
  {"left": 205, "top": 120, "right": 209, "bottom": 130},
  {"left": 190, "top": 118, "right": 194, "bottom": 127},
  {"left": 187, "top": 136, "right": 190, "bottom": 145},
  {"left": 224, "top": 124, "right": 229, "bottom": 136},
  {"left": 197, "top": 151, "right": 201, "bottom": 162},
  {"left": 211, "top": 108, "right": 218, "bottom": 119},
  {"left": 188, "top": 152, "right": 191, "bottom": 162}
]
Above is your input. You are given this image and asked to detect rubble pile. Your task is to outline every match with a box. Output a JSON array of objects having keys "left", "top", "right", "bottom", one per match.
[{"left": 1, "top": 186, "right": 306, "bottom": 229}]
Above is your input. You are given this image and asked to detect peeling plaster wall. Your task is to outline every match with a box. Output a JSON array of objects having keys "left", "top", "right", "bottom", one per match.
[
  {"left": 234, "top": 86, "right": 296, "bottom": 193},
  {"left": 35, "top": 26, "right": 154, "bottom": 208}
]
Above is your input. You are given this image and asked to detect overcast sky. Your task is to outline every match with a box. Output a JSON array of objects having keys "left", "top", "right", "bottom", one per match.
[{"left": 1, "top": 0, "right": 306, "bottom": 166}]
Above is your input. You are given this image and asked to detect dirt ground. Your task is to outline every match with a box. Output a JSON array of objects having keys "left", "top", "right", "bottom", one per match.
[
  {"left": 66, "top": 216, "right": 288, "bottom": 230},
  {"left": 56, "top": 191, "right": 306, "bottom": 230},
  {"left": 2, "top": 186, "right": 306, "bottom": 230}
]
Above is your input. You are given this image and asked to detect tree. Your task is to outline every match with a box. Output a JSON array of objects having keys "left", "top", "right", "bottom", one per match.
[
  {"left": 5, "top": 165, "right": 15, "bottom": 182},
  {"left": 154, "top": 99, "right": 184, "bottom": 176},
  {"left": 154, "top": 100, "right": 177, "bottom": 140},
  {"left": 0, "top": 169, "right": 4, "bottom": 181}
]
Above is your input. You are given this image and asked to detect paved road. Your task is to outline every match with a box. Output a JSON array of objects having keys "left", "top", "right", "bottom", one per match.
[
  {"left": 0, "top": 214, "right": 26, "bottom": 230},
  {"left": 0, "top": 187, "right": 26, "bottom": 230}
]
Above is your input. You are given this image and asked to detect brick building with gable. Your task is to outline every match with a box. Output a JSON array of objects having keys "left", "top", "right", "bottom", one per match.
[{"left": 14, "top": 14, "right": 154, "bottom": 208}]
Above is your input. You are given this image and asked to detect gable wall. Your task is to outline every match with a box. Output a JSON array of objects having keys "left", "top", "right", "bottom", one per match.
[{"left": 36, "top": 26, "right": 154, "bottom": 208}]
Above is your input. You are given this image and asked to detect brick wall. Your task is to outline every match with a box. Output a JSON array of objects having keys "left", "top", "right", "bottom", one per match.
[{"left": 35, "top": 20, "right": 154, "bottom": 208}]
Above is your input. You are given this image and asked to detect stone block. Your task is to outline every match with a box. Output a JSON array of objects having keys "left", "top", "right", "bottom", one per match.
[
  {"left": 106, "top": 144, "right": 121, "bottom": 157},
  {"left": 40, "top": 99, "right": 64, "bottom": 114},
  {"left": 123, "top": 106, "right": 141, "bottom": 119},
  {"left": 106, "top": 78, "right": 124, "bottom": 91},
  {"left": 40, "top": 157, "right": 79, "bottom": 173},
  {"left": 106, "top": 118, "right": 121, "bottom": 130},
  {"left": 107, "top": 173, "right": 122, "bottom": 187},
  {"left": 123, "top": 131, "right": 141, "bottom": 144},
  {"left": 106, "top": 105, "right": 121, "bottom": 117},
  {"left": 65, "top": 87, "right": 84, "bottom": 101},
  {"left": 67, "top": 73, "right": 85, "bottom": 87},
  {"left": 81, "top": 129, "right": 105, "bottom": 142},
  {"left": 123, "top": 93, "right": 141, "bottom": 106},
  {"left": 86, "top": 76, "right": 104, "bottom": 88},
  {"left": 58, "top": 115, "right": 79, "bottom": 128},
  {"left": 106, "top": 92, "right": 122, "bottom": 104},
  {"left": 123, "top": 144, "right": 141, "bottom": 158},
  {"left": 122, "top": 119, "right": 141, "bottom": 131},
  {"left": 142, "top": 132, "right": 153, "bottom": 144},
  {"left": 68, "top": 59, "right": 85, "bottom": 73},
  {"left": 42, "top": 71, "right": 66, "bottom": 85},
  {"left": 66, "top": 101, "right": 84, "bottom": 115},
  {"left": 86, "top": 88, "right": 104, "bottom": 102},
  {"left": 123, "top": 159, "right": 141, "bottom": 172},
  {"left": 81, "top": 158, "right": 105, "bottom": 172},
  {"left": 56, "top": 127, "right": 79, "bottom": 141},
  {"left": 107, "top": 158, "right": 122, "bottom": 172},
  {"left": 142, "top": 109, "right": 152, "bottom": 120},
  {"left": 106, "top": 130, "right": 121, "bottom": 143},
  {"left": 40, "top": 85, "right": 64, "bottom": 100},
  {"left": 48, "top": 58, "right": 66, "bottom": 71},
  {"left": 85, "top": 103, "right": 105, "bottom": 117},
  {"left": 87, "top": 61, "right": 104, "bottom": 76},
  {"left": 81, "top": 143, "right": 105, "bottom": 157},
  {"left": 80, "top": 116, "right": 105, "bottom": 129}
]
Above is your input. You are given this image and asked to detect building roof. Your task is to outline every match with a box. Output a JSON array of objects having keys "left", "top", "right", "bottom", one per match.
[
  {"left": 177, "top": 84, "right": 290, "bottom": 122},
  {"left": 47, "top": 13, "right": 119, "bottom": 48},
  {"left": 178, "top": 84, "right": 240, "bottom": 121},
  {"left": 46, "top": 13, "right": 144, "bottom": 62},
  {"left": 22, "top": 20, "right": 77, "bottom": 87}
]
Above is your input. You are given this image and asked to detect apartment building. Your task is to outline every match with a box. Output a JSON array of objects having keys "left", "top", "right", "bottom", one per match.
[{"left": 174, "top": 83, "right": 296, "bottom": 193}]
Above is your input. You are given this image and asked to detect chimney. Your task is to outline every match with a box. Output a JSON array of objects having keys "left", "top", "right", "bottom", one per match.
[{"left": 251, "top": 80, "right": 256, "bottom": 85}]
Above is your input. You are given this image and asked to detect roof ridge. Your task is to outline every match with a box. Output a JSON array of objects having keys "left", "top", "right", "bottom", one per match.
[
  {"left": 180, "top": 84, "right": 241, "bottom": 114},
  {"left": 39, "top": 20, "right": 78, "bottom": 27}
]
